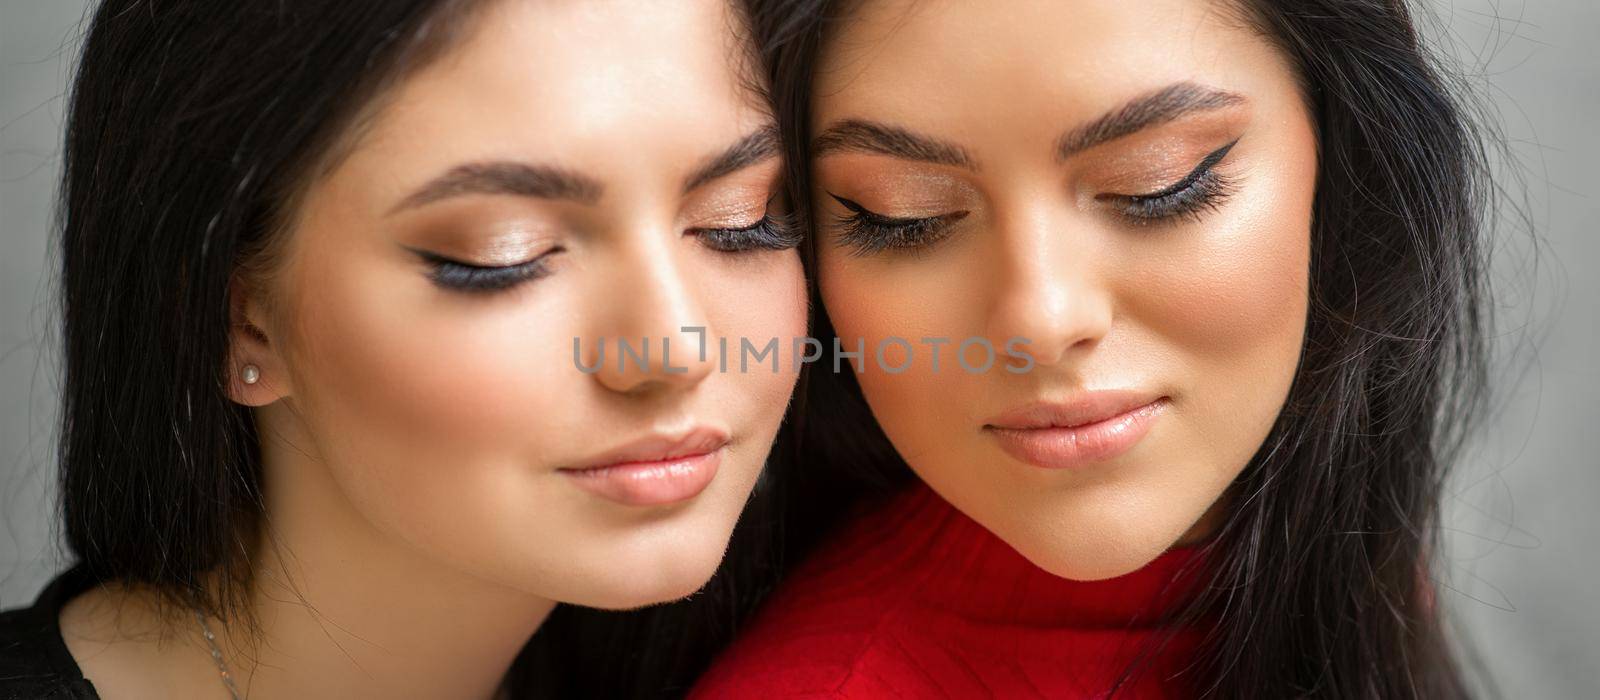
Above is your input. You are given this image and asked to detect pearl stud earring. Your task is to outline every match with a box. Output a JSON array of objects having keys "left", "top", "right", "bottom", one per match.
[{"left": 241, "top": 364, "right": 261, "bottom": 385}]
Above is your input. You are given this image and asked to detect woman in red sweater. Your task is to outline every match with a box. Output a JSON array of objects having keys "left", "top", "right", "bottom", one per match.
[{"left": 695, "top": 0, "right": 1493, "bottom": 696}]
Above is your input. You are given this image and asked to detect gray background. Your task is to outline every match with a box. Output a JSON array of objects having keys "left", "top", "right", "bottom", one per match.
[{"left": 2, "top": 1, "right": 1595, "bottom": 696}]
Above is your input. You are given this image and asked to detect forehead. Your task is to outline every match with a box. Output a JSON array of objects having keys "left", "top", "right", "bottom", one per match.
[
  {"left": 349, "top": 0, "right": 767, "bottom": 174},
  {"left": 813, "top": 0, "right": 1270, "bottom": 129}
]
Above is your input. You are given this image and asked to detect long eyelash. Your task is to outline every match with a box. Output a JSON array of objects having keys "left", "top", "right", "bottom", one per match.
[
  {"left": 1116, "top": 169, "right": 1236, "bottom": 223},
  {"left": 697, "top": 209, "right": 804, "bottom": 252},
  {"left": 829, "top": 194, "right": 965, "bottom": 256},
  {"left": 416, "top": 249, "right": 558, "bottom": 292},
  {"left": 1113, "top": 139, "right": 1240, "bottom": 224}
]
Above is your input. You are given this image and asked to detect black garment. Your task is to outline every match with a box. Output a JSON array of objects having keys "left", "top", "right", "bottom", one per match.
[{"left": 0, "top": 566, "right": 98, "bottom": 700}]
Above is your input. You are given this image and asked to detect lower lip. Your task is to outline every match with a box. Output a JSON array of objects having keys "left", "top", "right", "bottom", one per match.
[
  {"left": 560, "top": 450, "right": 720, "bottom": 507},
  {"left": 986, "top": 399, "right": 1167, "bottom": 470}
]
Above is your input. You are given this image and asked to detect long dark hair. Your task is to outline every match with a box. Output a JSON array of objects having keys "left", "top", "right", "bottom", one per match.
[
  {"left": 60, "top": 0, "right": 483, "bottom": 624},
  {"left": 725, "top": 0, "right": 1500, "bottom": 697}
]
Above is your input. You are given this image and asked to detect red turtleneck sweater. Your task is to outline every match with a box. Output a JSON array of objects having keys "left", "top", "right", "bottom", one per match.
[{"left": 691, "top": 484, "right": 1214, "bottom": 698}]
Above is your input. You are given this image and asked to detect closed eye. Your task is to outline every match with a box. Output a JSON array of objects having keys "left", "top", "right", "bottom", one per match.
[
  {"left": 827, "top": 193, "right": 968, "bottom": 256},
  {"left": 408, "top": 247, "right": 562, "bottom": 293},
  {"left": 1104, "top": 139, "right": 1239, "bottom": 224},
  {"left": 692, "top": 210, "right": 802, "bottom": 253}
]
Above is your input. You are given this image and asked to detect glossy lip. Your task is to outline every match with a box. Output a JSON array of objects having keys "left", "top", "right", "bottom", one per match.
[
  {"left": 558, "top": 426, "right": 730, "bottom": 507},
  {"left": 982, "top": 391, "right": 1168, "bottom": 470}
]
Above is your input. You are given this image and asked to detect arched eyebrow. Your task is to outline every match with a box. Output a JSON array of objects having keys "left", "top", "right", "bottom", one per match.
[
  {"left": 682, "top": 126, "right": 781, "bottom": 193},
  {"left": 1055, "top": 82, "right": 1246, "bottom": 160},
  {"left": 388, "top": 127, "right": 781, "bottom": 216},
  {"left": 389, "top": 162, "right": 603, "bottom": 214},
  {"left": 811, "top": 83, "right": 1244, "bottom": 171},
  {"left": 812, "top": 119, "right": 975, "bottom": 168}
]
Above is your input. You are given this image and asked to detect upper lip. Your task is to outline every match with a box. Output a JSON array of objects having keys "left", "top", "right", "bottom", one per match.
[
  {"left": 564, "top": 425, "right": 730, "bottom": 471},
  {"left": 982, "top": 390, "right": 1164, "bottom": 430}
]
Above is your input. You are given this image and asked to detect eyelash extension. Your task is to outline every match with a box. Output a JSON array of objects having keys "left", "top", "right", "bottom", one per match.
[
  {"left": 828, "top": 193, "right": 968, "bottom": 257},
  {"left": 696, "top": 209, "right": 804, "bottom": 253},
  {"left": 1111, "top": 139, "right": 1240, "bottom": 224},
  {"left": 415, "top": 209, "right": 797, "bottom": 293},
  {"left": 415, "top": 248, "right": 561, "bottom": 293}
]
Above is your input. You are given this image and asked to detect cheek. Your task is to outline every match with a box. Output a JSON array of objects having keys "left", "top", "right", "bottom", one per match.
[
  {"left": 1134, "top": 206, "right": 1310, "bottom": 375},
  {"left": 283, "top": 235, "right": 576, "bottom": 481},
  {"left": 707, "top": 251, "right": 809, "bottom": 413},
  {"left": 1125, "top": 140, "right": 1316, "bottom": 474},
  {"left": 819, "top": 254, "right": 916, "bottom": 403},
  {"left": 820, "top": 256, "right": 912, "bottom": 342},
  {"left": 817, "top": 250, "right": 975, "bottom": 458},
  {"left": 262, "top": 229, "right": 593, "bottom": 596},
  {"left": 817, "top": 218, "right": 994, "bottom": 344}
]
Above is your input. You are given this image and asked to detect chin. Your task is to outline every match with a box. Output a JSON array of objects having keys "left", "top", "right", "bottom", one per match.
[
  {"left": 564, "top": 527, "right": 734, "bottom": 610},
  {"left": 1006, "top": 517, "right": 1179, "bottom": 582}
]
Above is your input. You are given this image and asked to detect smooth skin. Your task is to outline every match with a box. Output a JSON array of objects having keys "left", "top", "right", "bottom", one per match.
[
  {"left": 59, "top": 1, "right": 805, "bottom": 698},
  {"left": 811, "top": 0, "right": 1316, "bottom": 580}
]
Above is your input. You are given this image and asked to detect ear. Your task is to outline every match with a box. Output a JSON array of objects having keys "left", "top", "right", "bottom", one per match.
[{"left": 226, "top": 276, "right": 292, "bottom": 406}]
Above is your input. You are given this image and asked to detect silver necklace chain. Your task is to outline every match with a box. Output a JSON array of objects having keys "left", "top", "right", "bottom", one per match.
[{"left": 192, "top": 607, "right": 244, "bottom": 700}]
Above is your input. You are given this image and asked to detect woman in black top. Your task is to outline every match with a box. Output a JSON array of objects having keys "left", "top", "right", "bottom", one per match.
[
  {"left": 1, "top": 0, "right": 805, "bottom": 697},
  {"left": 1, "top": 567, "right": 95, "bottom": 699}
]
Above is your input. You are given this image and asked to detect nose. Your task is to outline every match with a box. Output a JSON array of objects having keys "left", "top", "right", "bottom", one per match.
[
  {"left": 582, "top": 235, "right": 717, "bottom": 395},
  {"left": 984, "top": 211, "right": 1113, "bottom": 369}
]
